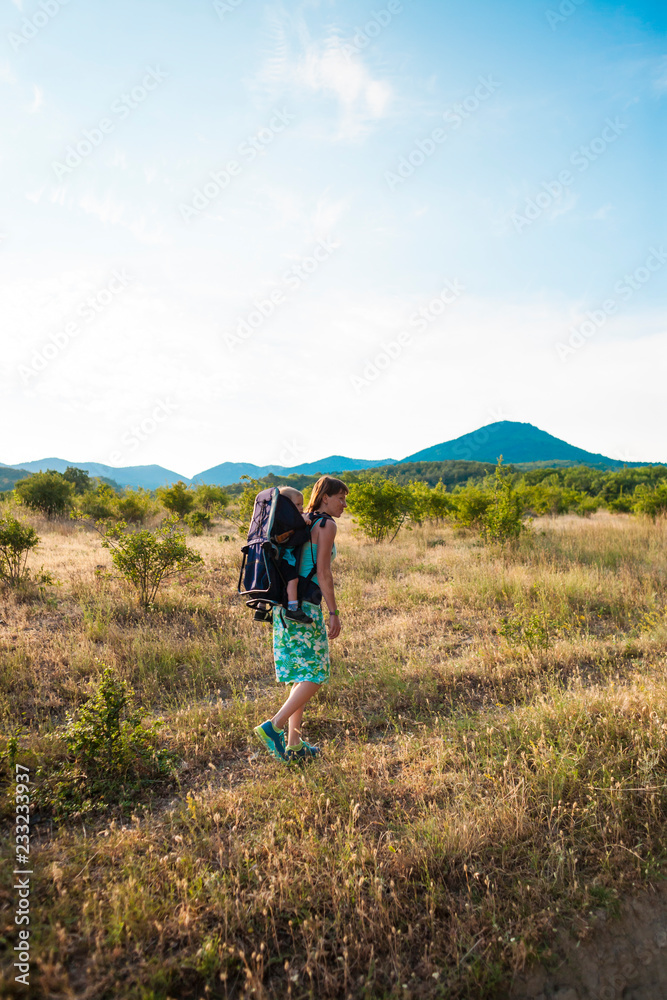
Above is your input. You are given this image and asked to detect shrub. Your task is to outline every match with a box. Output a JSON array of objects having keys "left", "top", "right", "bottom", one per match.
[
  {"left": 633, "top": 483, "right": 667, "bottom": 520},
  {"left": 64, "top": 667, "right": 175, "bottom": 779},
  {"left": 62, "top": 466, "right": 93, "bottom": 495},
  {"left": 15, "top": 470, "right": 74, "bottom": 517},
  {"left": 115, "top": 487, "right": 158, "bottom": 524},
  {"left": 36, "top": 667, "right": 179, "bottom": 819},
  {"left": 346, "top": 476, "right": 414, "bottom": 543},
  {"left": 185, "top": 510, "right": 211, "bottom": 535},
  {"left": 157, "top": 480, "right": 196, "bottom": 519},
  {"left": 100, "top": 515, "right": 203, "bottom": 607},
  {"left": 481, "top": 459, "right": 527, "bottom": 545},
  {"left": 78, "top": 484, "right": 118, "bottom": 522},
  {"left": 449, "top": 483, "right": 493, "bottom": 530},
  {"left": 0, "top": 516, "right": 39, "bottom": 586},
  {"left": 194, "top": 484, "right": 229, "bottom": 514}
]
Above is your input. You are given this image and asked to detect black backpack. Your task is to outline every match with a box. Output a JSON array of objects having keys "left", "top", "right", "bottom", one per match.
[{"left": 237, "top": 487, "right": 333, "bottom": 622}]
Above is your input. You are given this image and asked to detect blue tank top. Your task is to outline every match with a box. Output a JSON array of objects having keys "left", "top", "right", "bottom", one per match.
[{"left": 299, "top": 539, "right": 337, "bottom": 585}]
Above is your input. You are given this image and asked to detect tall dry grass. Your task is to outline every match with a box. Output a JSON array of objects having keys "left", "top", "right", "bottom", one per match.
[{"left": 1, "top": 510, "right": 666, "bottom": 998}]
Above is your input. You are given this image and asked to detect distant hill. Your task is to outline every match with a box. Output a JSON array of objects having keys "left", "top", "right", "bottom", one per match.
[
  {"left": 1, "top": 455, "right": 395, "bottom": 491},
  {"left": 0, "top": 466, "right": 31, "bottom": 491},
  {"left": 401, "top": 421, "right": 662, "bottom": 470},
  {"left": 193, "top": 456, "right": 395, "bottom": 486},
  {"left": 2, "top": 459, "right": 185, "bottom": 491}
]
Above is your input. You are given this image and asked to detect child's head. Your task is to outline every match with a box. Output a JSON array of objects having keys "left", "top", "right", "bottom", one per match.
[{"left": 279, "top": 486, "right": 304, "bottom": 512}]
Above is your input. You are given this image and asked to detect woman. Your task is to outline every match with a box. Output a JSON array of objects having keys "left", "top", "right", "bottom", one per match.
[{"left": 253, "top": 476, "right": 348, "bottom": 763}]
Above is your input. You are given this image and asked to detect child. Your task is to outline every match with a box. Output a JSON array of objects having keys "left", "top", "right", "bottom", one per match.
[{"left": 277, "top": 487, "right": 313, "bottom": 624}]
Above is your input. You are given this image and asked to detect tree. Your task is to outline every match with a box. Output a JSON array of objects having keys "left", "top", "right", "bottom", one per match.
[
  {"left": 15, "top": 471, "right": 74, "bottom": 517},
  {"left": 633, "top": 483, "right": 667, "bottom": 520},
  {"left": 115, "top": 488, "right": 158, "bottom": 524},
  {"left": 0, "top": 516, "right": 39, "bottom": 586},
  {"left": 480, "top": 458, "right": 526, "bottom": 545},
  {"left": 156, "top": 480, "right": 196, "bottom": 519},
  {"left": 62, "top": 466, "right": 93, "bottom": 495},
  {"left": 194, "top": 483, "right": 229, "bottom": 514},
  {"left": 100, "top": 515, "right": 203, "bottom": 608},
  {"left": 77, "top": 484, "right": 118, "bottom": 523},
  {"left": 346, "top": 476, "right": 414, "bottom": 543}
]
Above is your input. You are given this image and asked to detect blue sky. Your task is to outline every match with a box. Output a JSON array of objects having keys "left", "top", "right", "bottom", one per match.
[{"left": 2, "top": 0, "right": 665, "bottom": 474}]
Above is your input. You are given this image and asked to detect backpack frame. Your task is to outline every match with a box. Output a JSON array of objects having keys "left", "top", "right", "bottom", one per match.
[{"left": 237, "top": 487, "right": 333, "bottom": 622}]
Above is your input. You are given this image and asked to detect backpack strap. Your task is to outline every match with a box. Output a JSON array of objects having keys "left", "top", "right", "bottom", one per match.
[{"left": 300, "top": 511, "right": 334, "bottom": 584}]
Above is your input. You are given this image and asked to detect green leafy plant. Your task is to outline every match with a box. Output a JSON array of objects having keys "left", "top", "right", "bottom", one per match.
[
  {"left": 0, "top": 516, "right": 39, "bottom": 586},
  {"left": 481, "top": 458, "right": 527, "bottom": 545},
  {"left": 632, "top": 482, "right": 667, "bottom": 520},
  {"left": 100, "top": 515, "right": 203, "bottom": 608},
  {"left": 194, "top": 483, "right": 229, "bottom": 515},
  {"left": 157, "top": 480, "right": 196, "bottom": 519},
  {"left": 37, "top": 667, "right": 179, "bottom": 819},
  {"left": 15, "top": 470, "right": 74, "bottom": 517},
  {"left": 185, "top": 510, "right": 211, "bottom": 536},
  {"left": 346, "top": 476, "right": 415, "bottom": 543}
]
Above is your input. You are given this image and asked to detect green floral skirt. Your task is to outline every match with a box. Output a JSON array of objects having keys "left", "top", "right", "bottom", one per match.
[{"left": 272, "top": 602, "right": 330, "bottom": 685}]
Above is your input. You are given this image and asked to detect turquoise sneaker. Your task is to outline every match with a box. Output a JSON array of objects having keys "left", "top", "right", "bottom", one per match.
[
  {"left": 286, "top": 739, "right": 321, "bottom": 764},
  {"left": 253, "top": 720, "right": 287, "bottom": 761}
]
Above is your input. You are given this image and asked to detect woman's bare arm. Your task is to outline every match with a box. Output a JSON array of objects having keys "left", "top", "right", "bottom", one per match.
[{"left": 314, "top": 519, "right": 341, "bottom": 638}]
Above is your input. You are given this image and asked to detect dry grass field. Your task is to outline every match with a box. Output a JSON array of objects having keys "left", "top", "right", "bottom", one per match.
[{"left": 1, "top": 510, "right": 667, "bottom": 999}]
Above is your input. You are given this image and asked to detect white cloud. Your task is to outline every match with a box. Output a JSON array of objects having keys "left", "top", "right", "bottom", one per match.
[
  {"left": 250, "top": 5, "right": 394, "bottom": 139},
  {"left": 0, "top": 60, "right": 17, "bottom": 85},
  {"left": 295, "top": 35, "right": 392, "bottom": 137},
  {"left": 25, "top": 83, "right": 43, "bottom": 114}
]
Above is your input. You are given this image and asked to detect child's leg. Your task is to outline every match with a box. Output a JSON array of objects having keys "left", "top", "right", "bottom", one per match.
[{"left": 286, "top": 578, "right": 298, "bottom": 605}]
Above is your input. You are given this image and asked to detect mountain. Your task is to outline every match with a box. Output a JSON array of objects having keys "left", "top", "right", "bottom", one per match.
[
  {"left": 1, "top": 455, "right": 396, "bottom": 491},
  {"left": 400, "top": 421, "right": 661, "bottom": 469},
  {"left": 3, "top": 459, "right": 185, "bottom": 490},
  {"left": 0, "top": 466, "right": 31, "bottom": 491},
  {"left": 193, "top": 455, "right": 395, "bottom": 486}
]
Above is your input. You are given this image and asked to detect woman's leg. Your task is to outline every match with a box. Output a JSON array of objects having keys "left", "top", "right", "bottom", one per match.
[
  {"left": 272, "top": 681, "right": 319, "bottom": 733},
  {"left": 286, "top": 701, "right": 304, "bottom": 748}
]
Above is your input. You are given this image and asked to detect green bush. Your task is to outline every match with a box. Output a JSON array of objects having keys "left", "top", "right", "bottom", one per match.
[
  {"left": 101, "top": 515, "right": 203, "bottom": 607},
  {"left": 115, "top": 488, "right": 158, "bottom": 524},
  {"left": 62, "top": 466, "right": 93, "bottom": 495},
  {"left": 78, "top": 484, "right": 118, "bottom": 522},
  {"left": 482, "top": 459, "right": 527, "bottom": 544},
  {"left": 346, "top": 476, "right": 414, "bottom": 543},
  {"left": 64, "top": 667, "right": 175, "bottom": 779},
  {"left": 185, "top": 510, "right": 211, "bottom": 535},
  {"left": 633, "top": 483, "right": 667, "bottom": 520},
  {"left": 15, "top": 470, "right": 74, "bottom": 517},
  {"left": 36, "top": 667, "right": 179, "bottom": 819},
  {"left": 194, "top": 484, "right": 229, "bottom": 514},
  {"left": 157, "top": 480, "right": 196, "bottom": 519},
  {"left": 0, "top": 516, "right": 39, "bottom": 586}
]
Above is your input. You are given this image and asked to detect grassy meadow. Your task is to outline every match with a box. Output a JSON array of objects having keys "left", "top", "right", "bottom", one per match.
[{"left": 1, "top": 509, "right": 667, "bottom": 998}]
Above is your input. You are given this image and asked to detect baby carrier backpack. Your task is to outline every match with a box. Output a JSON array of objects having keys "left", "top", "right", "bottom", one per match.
[{"left": 237, "top": 487, "right": 332, "bottom": 622}]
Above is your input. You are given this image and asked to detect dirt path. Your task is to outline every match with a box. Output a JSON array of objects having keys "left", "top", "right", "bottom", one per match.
[{"left": 511, "top": 881, "right": 667, "bottom": 1000}]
